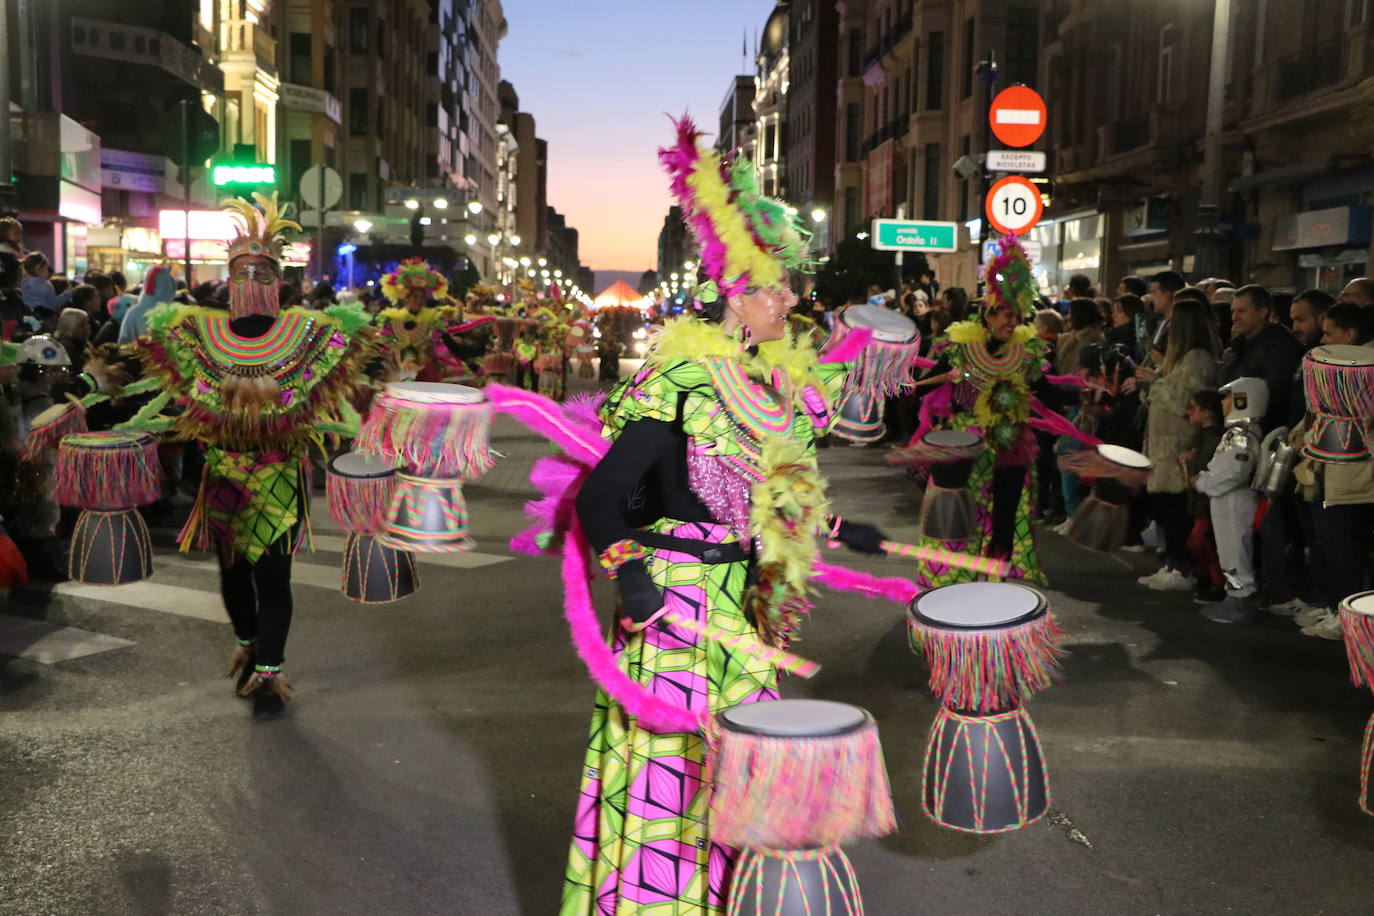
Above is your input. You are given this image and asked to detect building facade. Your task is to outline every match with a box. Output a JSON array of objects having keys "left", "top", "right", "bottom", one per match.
[
  {"left": 783, "top": 0, "right": 837, "bottom": 241},
  {"left": 718, "top": 75, "right": 757, "bottom": 158},
  {"left": 754, "top": 3, "right": 791, "bottom": 199}
]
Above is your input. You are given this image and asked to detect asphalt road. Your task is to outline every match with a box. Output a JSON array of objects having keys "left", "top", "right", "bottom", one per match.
[{"left": 3, "top": 381, "right": 1372, "bottom": 915}]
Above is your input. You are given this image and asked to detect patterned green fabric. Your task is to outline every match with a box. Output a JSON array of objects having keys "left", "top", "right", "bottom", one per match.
[
  {"left": 562, "top": 520, "right": 777, "bottom": 915},
  {"left": 199, "top": 448, "right": 304, "bottom": 564}
]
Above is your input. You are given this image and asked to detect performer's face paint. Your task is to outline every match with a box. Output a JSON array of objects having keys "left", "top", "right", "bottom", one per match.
[
  {"left": 984, "top": 303, "right": 1018, "bottom": 342},
  {"left": 228, "top": 254, "right": 281, "bottom": 319},
  {"left": 731, "top": 285, "right": 796, "bottom": 343}
]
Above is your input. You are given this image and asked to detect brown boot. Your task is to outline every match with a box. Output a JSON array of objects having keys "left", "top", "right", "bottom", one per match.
[
  {"left": 226, "top": 642, "right": 256, "bottom": 695},
  {"left": 239, "top": 667, "right": 291, "bottom": 718}
]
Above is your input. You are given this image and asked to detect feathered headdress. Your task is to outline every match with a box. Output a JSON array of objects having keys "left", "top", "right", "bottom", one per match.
[
  {"left": 380, "top": 258, "right": 450, "bottom": 304},
  {"left": 224, "top": 192, "right": 301, "bottom": 266},
  {"left": 659, "top": 117, "right": 813, "bottom": 298},
  {"left": 983, "top": 233, "right": 1039, "bottom": 320}
]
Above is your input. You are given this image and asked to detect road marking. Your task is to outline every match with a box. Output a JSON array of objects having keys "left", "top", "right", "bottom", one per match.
[
  {"left": 48, "top": 580, "right": 226, "bottom": 622},
  {"left": 994, "top": 108, "right": 1042, "bottom": 125},
  {"left": 0, "top": 612, "right": 135, "bottom": 663}
]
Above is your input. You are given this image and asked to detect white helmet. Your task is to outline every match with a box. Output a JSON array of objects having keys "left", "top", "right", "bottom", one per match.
[
  {"left": 17, "top": 335, "right": 71, "bottom": 367},
  {"left": 1220, "top": 377, "right": 1268, "bottom": 426}
]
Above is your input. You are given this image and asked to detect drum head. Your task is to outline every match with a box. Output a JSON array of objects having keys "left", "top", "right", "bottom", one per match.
[
  {"left": 29, "top": 402, "right": 71, "bottom": 431},
  {"left": 924, "top": 430, "right": 982, "bottom": 449},
  {"left": 840, "top": 305, "right": 917, "bottom": 343},
  {"left": 1343, "top": 590, "right": 1374, "bottom": 617},
  {"left": 718, "top": 699, "right": 869, "bottom": 738},
  {"left": 62, "top": 431, "right": 145, "bottom": 450},
  {"left": 329, "top": 452, "right": 398, "bottom": 478},
  {"left": 911, "top": 582, "right": 1046, "bottom": 630},
  {"left": 1308, "top": 345, "right": 1374, "bottom": 367},
  {"left": 386, "top": 381, "right": 486, "bottom": 404},
  {"left": 1096, "top": 443, "right": 1152, "bottom": 470}
]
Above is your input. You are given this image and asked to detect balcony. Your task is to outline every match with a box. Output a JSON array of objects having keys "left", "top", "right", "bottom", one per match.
[
  {"left": 1275, "top": 37, "right": 1345, "bottom": 102},
  {"left": 862, "top": 14, "right": 913, "bottom": 74}
]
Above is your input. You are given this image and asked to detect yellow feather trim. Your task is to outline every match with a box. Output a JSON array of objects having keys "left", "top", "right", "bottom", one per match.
[
  {"left": 946, "top": 321, "right": 989, "bottom": 344},
  {"left": 1012, "top": 324, "right": 1037, "bottom": 345}
]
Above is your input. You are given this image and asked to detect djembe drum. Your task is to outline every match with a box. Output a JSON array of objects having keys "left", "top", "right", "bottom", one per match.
[
  {"left": 713, "top": 699, "right": 896, "bottom": 916},
  {"left": 1059, "top": 444, "right": 1153, "bottom": 553},
  {"left": 904, "top": 430, "right": 983, "bottom": 541},
  {"left": 326, "top": 452, "right": 418, "bottom": 603},
  {"left": 54, "top": 431, "right": 161, "bottom": 585},
  {"left": 1302, "top": 345, "right": 1374, "bottom": 463},
  {"left": 355, "top": 382, "right": 493, "bottom": 553},
  {"left": 907, "top": 582, "right": 1064, "bottom": 833},
  {"left": 1338, "top": 591, "right": 1374, "bottom": 815},
  {"left": 824, "top": 306, "right": 921, "bottom": 444}
]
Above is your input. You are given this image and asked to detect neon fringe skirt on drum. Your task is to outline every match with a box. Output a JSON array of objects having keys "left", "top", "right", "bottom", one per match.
[{"left": 561, "top": 520, "right": 778, "bottom": 916}]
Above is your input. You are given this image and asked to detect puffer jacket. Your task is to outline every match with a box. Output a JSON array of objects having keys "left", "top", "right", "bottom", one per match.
[{"left": 1143, "top": 347, "right": 1219, "bottom": 493}]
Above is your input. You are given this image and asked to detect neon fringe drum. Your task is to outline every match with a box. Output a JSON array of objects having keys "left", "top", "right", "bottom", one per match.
[
  {"left": 1337, "top": 590, "right": 1374, "bottom": 816},
  {"left": 712, "top": 699, "right": 896, "bottom": 915},
  {"left": 824, "top": 305, "right": 921, "bottom": 445},
  {"left": 1059, "top": 444, "right": 1152, "bottom": 553},
  {"left": 54, "top": 431, "right": 161, "bottom": 585},
  {"left": 326, "top": 451, "right": 418, "bottom": 603},
  {"left": 1302, "top": 345, "right": 1374, "bottom": 463},
  {"left": 907, "top": 581, "right": 1064, "bottom": 833}
]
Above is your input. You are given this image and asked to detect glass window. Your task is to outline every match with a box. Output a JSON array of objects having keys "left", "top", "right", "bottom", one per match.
[
  {"left": 348, "top": 8, "right": 368, "bottom": 52},
  {"left": 349, "top": 87, "right": 368, "bottom": 135},
  {"left": 926, "top": 32, "right": 944, "bottom": 110},
  {"left": 289, "top": 33, "right": 311, "bottom": 84}
]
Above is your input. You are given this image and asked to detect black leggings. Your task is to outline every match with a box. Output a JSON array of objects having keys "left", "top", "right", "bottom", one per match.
[
  {"left": 990, "top": 464, "right": 1027, "bottom": 556},
  {"left": 1150, "top": 491, "right": 1193, "bottom": 575},
  {"left": 219, "top": 547, "right": 294, "bottom": 668}
]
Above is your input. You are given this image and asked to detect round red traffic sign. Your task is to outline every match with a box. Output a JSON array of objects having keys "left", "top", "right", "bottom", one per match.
[
  {"left": 985, "top": 175, "right": 1043, "bottom": 236},
  {"left": 989, "top": 85, "right": 1047, "bottom": 148}
]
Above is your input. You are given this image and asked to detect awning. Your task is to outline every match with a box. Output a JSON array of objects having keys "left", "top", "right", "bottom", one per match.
[{"left": 1228, "top": 159, "right": 1331, "bottom": 193}]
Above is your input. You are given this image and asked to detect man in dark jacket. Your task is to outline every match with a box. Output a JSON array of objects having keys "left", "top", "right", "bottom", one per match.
[{"left": 1220, "top": 284, "right": 1302, "bottom": 432}]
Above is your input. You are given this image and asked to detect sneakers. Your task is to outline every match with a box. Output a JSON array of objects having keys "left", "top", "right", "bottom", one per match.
[
  {"left": 1266, "top": 597, "right": 1316, "bottom": 618},
  {"left": 1300, "top": 611, "right": 1345, "bottom": 641},
  {"left": 1121, "top": 543, "right": 1151, "bottom": 553},
  {"left": 1199, "top": 595, "right": 1257, "bottom": 624},
  {"left": 1052, "top": 519, "right": 1074, "bottom": 536},
  {"left": 1193, "top": 583, "right": 1226, "bottom": 604},
  {"left": 1137, "top": 567, "right": 1196, "bottom": 592},
  {"left": 1293, "top": 605, "right": 1333, "bottom": 628}
]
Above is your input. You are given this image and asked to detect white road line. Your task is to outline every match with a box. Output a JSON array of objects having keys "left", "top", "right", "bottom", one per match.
[
  {"left": 47, "top": 580, "right": 225, "bottom": 622},
  {"left": 0, "top": 612, "right": 135, "bottom": 663}
]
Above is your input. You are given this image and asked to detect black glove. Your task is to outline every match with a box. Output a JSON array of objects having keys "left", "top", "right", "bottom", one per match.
[
  {"left": 831, "top": 517, "right": 888, "bottom": 555},
  {"left": 615, "top": 559, "right": 665, "bottom": 625}
]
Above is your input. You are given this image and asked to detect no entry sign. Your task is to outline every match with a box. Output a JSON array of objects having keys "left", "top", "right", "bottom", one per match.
[
  {"left": 989, "top": 86, "right": 1047, "bottom": 149},
  {"left": 985, "top": 175, "right": 1043, "bottom": 235}
]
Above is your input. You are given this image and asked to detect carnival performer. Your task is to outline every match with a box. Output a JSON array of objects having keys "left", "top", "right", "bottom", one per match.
[
  {"left": 373, "top": 258, "right": 481, "bottom": 382},
  {"left": 126, "top": 193, "right": 375, "bottom": 717},
  {"left": 901, "top": 236, "right": 1074, "bottom": 586},
  {"left": 560, "top": 117, "right": 886, "bottom": 915}
]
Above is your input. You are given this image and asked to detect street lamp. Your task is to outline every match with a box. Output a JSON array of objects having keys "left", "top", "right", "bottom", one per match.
[
  {"left": 811, "top": 208, "right": 827, "bottom": 223},
  {"left": 432, "top": 197, "right": 448, "bottom": 209},
  {"left": 519, "top": 256, "right": 531, "bottom": 266},
  {"left": 553, "top": 269, "right": 562, "bottom": 278},
  {"left": 684, "top": 259, "right": 695, "bottom": 271},
  {"left": 467, "top": 201, "right": 483, "bottom": 215},
  {"left": 509, "top": 235, "right": 521, "bottom": 247},
  {"left": 487, "top": 233, "right": 501, "bottom": 246},
  {"left": 464, "top": 233, "right": 478, "bottom": 246},
  {"left": 353, "top": 218, "right": 373, "bottom": 234},
  {"left": 537, "top": 257, "right": 547, "bottom": 267},
  {"left": 404, "top": 198, "right": 420, "bottom": 210}
]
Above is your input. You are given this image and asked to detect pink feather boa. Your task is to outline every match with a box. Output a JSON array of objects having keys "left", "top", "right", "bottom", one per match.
[
  {"left": 813, "top": 561, "right": 922, "bottom": 605},
  {"left": 818, "top": 326, "right": 872, "bottom": 364}
]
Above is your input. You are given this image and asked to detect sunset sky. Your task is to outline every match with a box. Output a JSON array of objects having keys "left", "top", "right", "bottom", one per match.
[{"left": 499, "top": 0, "right": 776, "bottom": 275}]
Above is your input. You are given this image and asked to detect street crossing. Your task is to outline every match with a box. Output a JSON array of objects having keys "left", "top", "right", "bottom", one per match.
[{"left": 0, "top": 498, "right": 514, "bottom": 664}]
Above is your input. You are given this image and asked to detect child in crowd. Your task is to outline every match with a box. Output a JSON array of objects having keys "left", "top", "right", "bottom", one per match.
[
  {"left": 1181, "top": 389, "right": 1226, "bottom": 603},
  {"left": 1195, "top": 378, "right": 1267, "bottom": 623}
]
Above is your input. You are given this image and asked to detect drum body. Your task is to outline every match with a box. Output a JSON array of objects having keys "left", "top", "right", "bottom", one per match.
[
  {"left": 379, "top": 473, "right": 474, "bottom": 553},
  {"left": 1302, "top": 345, "right": 1374, "bottom": 463},
  {"left": 923, "top": 707, "right": 1049, "bottom": 833},
  {"left": 53, "top": 432, "right": 161, "bottom": 510},
  {"left": 355, "top": 381, "right": 494, "bottom": 480},
  {"left": 919, "top": 431, "right": 983, "bottom": 541},
  {"left": 712, "top": 699, "right": 895, "bottom": 851},
  {"left": 342, "top": 533, "right": 419, "bottom": 603},
  {"left": 1337, "top": 590, "right": 1374, "bottom": 816},
  {"left": 907, "top": 582, "right": 1061, "bottom": 833},
  {"left": 1060, "top": 444, "right": 1151, "bottom": 553},
  {"left": 728, "top": 848, "right": 863, "bottom": 916},
  {"left": 70, "top": 508, "right": 153, "bottom": 585},
  {"left": 827, "top": 306, "right": 920, "bottom": 445},
  {"left": 326, "top": 452, "right": 400, "bottom": 536}
]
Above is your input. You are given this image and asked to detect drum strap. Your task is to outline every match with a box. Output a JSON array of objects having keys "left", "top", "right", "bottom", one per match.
[{"left": 635, "top": 531, "right": 750, "bottom": 564}]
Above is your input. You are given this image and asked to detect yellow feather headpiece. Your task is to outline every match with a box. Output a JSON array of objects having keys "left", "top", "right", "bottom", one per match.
[{"left": 224, "top": 192, "right": 301, "bottom": 265}]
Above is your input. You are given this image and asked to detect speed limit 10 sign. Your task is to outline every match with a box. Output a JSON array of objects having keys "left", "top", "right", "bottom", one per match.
[{"left": 985, "top": 175, "right": 1043, "bottom": 235}]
